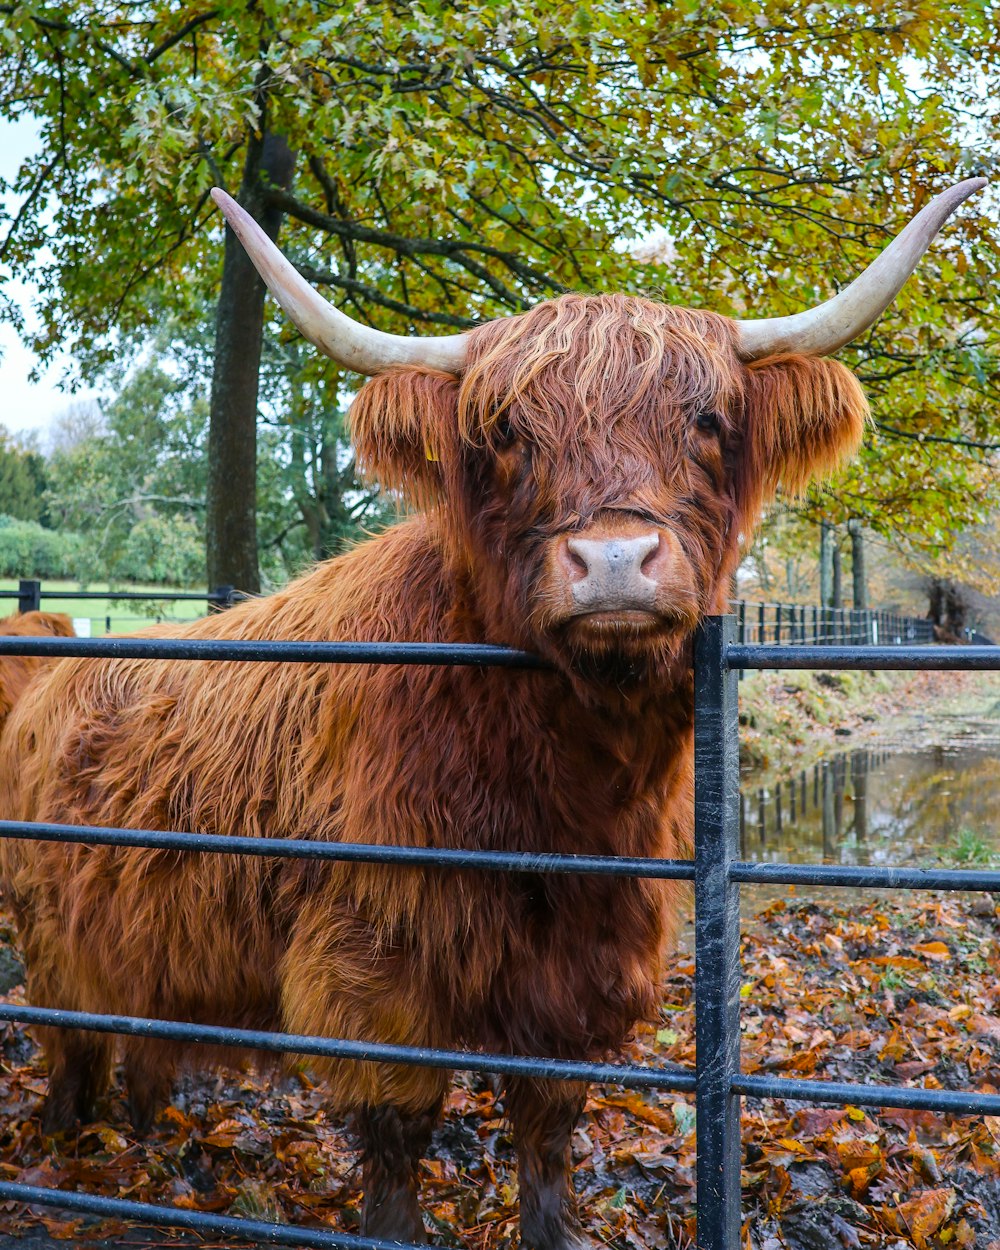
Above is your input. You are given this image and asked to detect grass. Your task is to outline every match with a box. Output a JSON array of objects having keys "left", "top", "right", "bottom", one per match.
[
  {"left": 737, "top": 666, "right": 901, "bottom": 775},
  {"left": 944, "top": 826, "right": 998, "bottom": 867},
  {"left": 0, "top": 579, "right": 210, "bottom": 636}
]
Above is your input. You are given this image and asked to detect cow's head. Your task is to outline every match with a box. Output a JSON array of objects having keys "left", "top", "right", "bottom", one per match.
[{"left": 213, "top": 181, "right": 983, "bottom": 681}]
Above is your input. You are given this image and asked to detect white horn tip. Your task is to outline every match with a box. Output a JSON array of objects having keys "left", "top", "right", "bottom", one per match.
[
  {"left": 939, "top": 176, "right": 988, "bottom": 209},
  {"left": 211, "top": 186, "right": 240, "bottom": 217}
]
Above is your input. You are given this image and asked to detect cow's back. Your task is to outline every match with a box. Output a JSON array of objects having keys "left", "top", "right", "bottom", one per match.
[{"left": 0, "top": 610, "right": 75, "bottom": 731}]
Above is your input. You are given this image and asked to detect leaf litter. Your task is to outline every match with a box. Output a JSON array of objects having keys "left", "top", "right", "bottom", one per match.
[{"left": 1, "top": 894, "right": 1000, "bottom": 1248}]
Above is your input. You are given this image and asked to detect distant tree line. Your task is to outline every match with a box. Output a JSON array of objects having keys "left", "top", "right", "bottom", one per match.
[{"left": 0, "top": 310, "right": 395, "bottom": 588}]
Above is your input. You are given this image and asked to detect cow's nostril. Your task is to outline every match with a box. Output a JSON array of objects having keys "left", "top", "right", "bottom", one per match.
[
  {"left": 640, "top": 535, "right": 662, "bottom": 576},
  {"left": 563, "top": 539, "right": 590, "bottom": 579}
]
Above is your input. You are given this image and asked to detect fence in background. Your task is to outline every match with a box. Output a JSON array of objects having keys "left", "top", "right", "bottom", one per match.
[
  {"left": 731, "top": 597, "right": 936, "bottom": 646},
  {"left": 3, "top": 579, "right": 240, "bottom": 636},
  {"left": 0, "top": 624, "right": 997, "bottom": 1246}
]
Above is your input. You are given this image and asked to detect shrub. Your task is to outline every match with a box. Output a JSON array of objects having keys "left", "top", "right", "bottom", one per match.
[
  {"left": 0, "top": 516, "right": 85, "bottom": 579},
  {"left": 109, "top": 515, "right": 204, "bottom": 587}
]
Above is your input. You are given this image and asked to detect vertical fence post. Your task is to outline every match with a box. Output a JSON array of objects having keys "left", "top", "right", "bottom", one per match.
[
  {"left": 18, "top": 579, "right": 41, "bottom": 615},
  {"left": 694, "top": 616, "right": 742, "bottom": 1250}
]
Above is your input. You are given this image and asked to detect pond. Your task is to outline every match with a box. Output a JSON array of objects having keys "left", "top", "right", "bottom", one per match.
[
  {"left": 742, "top": 742, "right": 1000, "bottom": 865},
  {"left": 738, "top": 738, "right": 1000, "bottom": 913}
]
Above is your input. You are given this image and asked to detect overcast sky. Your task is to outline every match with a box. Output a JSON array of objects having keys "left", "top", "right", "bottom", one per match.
[{"left": 0, "top": 116, "right": 103, "bottom": 442}]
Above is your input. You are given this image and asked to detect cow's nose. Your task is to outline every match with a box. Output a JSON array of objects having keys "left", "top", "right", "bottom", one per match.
[{"left": 564, "top": 532, "right": 661, "bottom": 612}]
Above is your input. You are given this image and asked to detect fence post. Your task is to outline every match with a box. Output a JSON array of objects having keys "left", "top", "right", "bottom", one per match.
[
  {"left": 694, "top": 616, "right": 742, "bottom": 1250},
  {"left": 758, "top": 601, "right": 765, "bottom": 645},
  {"left": 18, "top": 579, "right": 41, "bottom": 615},
  {"left": 775, "top": 603, "right": 782, "bottom": 645}
]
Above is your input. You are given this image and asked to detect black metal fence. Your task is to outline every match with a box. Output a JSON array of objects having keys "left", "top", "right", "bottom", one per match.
[
  {"left": 0, "top": 620, "right": 997, "bottom": 1248},
  {"left": 731, "top": 597, "right": 935, "bottom": 646}
]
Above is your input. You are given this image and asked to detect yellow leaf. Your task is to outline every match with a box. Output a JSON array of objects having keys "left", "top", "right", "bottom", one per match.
[{"left": 912, "top": 941, "right": 951, "bottom": 961}]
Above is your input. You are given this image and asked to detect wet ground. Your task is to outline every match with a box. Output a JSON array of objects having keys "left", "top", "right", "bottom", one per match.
[{"left": 739, "top": 739, "right": 1000, "bottom": 914}]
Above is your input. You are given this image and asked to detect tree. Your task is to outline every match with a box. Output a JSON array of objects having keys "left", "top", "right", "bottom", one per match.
[
  {"left": 257, "top": 339, "right": 396, "bottom": 567},
  {"left": 0, "top": 427, "right": 47, "bottom": 522},
  {"left": 2, "top": 0, "right": 999, "bottom": 590},
  {"left": 45, "top": 361, "right": 207, "bottom": 586}
]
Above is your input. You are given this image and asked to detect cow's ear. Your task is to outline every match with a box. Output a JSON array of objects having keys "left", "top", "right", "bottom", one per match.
[
  {"left": 740, "top": 355, "right": 868, "bottom": 512},
  {"left": 349, "top": 369, "right": 460, "bottom": 506}
]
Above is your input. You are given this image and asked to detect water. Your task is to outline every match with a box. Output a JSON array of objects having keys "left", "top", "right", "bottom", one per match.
[{"left": 739, "top": 741, "right": 1000, "bottom": 911}]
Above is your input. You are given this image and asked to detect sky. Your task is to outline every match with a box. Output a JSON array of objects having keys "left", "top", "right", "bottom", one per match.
[{"left": 0, "top": 116, "right": 103, "bottom": 442}]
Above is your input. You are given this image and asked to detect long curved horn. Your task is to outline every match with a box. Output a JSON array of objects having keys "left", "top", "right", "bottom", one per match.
[
  {"left": 210, "top": 188, "right": 468, "bottom": 375},
  {"left": 735, "top": 177, "right": 987, "bottom": 360}
]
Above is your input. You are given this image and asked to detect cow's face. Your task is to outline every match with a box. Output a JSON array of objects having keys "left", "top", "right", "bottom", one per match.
[
  {"left": 351, "top": 294, "right": 867, "bottom": 680},
  {"left": 212, "top": 178, "right": 977, "bottom": 677}
]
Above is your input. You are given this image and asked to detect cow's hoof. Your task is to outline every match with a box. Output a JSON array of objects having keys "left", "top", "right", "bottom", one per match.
[
  {"left": 521, "top": 1222, "right": 600, "bottom": 1250},
  {"left": 361, "top": 1193, "right": 427, "bottom": 1244}
]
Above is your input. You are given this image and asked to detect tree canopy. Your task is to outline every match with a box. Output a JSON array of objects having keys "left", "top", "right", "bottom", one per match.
[{"left": 1, "top": 0, "right": 998, "bottom": 586}]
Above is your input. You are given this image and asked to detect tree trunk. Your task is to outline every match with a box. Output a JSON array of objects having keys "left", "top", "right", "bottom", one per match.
[
  {"left": 832, "top": 542, "right": 842, "bottom": 609},
  {"left": 819, "top": 521, "right": 834, "bottom": 608},
  {"left": 848, "top": 519, "right": 867, "bottom": 610},
  {"left": 926, "top": 577, "right": 968, "bottom": 640},
  {"left": 207, "top": 131, "right": 296, "bottom": 592}
]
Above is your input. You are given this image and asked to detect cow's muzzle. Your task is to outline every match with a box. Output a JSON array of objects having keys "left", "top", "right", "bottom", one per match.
[
  {"left": 563, "top": 533, "right": 661, "bottom": 614},
  {"left": 545, "top": 518, "right": 697, "bottom": 630}
]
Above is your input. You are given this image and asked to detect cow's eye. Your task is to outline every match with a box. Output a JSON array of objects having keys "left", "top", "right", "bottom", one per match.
[
  {"left": 493, "top": 414, "right": 517, "bottom": 448},
  {"left": 695, "top": 410, "right": 721, "bottom": 435}
]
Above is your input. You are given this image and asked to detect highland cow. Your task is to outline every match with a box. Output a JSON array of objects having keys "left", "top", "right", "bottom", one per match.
[
  {"left": 0, "top": 179, "right": 983, "bottom": 1249},
  {"left": 0, "top": 610, "right": 75, "bottom": 726}
]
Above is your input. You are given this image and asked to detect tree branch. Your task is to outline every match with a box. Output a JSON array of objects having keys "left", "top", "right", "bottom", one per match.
[{"left": 877, "top": 423, "right": 1000, "bottom": 452}]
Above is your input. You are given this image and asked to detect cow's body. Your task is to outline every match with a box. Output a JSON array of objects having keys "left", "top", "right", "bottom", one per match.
[
  {"left": 0, "top": 518, "right": 690, "bottom": 1113},
  {"left": 0, "top": 610, "right": 74, "bottom": 728}
]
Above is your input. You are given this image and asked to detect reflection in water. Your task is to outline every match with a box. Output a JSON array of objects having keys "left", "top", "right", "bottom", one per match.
[{"left": 740, "top": 744, "right": 1000, "bottom": 870}]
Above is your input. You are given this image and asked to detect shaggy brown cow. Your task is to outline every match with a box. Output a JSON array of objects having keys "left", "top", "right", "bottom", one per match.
[
  {"left": 0, "top": 179, "right": 983, "bottom": 1248},
  {"left": 0, "top": 610, "right": 75, "bottom": 726}
]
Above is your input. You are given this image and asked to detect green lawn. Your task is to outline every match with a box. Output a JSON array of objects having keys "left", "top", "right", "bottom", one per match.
[{"left": 0, "top": 579, "right": 211, "bottom": 636}]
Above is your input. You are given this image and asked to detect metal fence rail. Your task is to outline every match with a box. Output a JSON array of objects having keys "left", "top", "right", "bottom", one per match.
[
  {"left": 6, "top": 579, "right": 239, "bottom": 615},
  {"left": 0, "top": 620, "right": 996, "bottom": 1248},
  {"left": 693, "top": 618, "right": 1000, "bottom": 1249}
]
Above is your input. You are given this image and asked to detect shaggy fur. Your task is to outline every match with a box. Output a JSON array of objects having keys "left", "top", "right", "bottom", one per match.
[
  {"left": 0, "top": 295, "right": 867, "bottom": 1247},
  {"left": 0, "top": 611, "right": 75, "bottom": 728}
]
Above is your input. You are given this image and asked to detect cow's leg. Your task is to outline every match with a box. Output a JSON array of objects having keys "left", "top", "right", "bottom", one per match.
[
  {"left": 123, "top": 1039, "right": 175, "bottom": 1136},
  {"left": 41, "top": 1029, "right": 113, "bottom": 1132},
  {"left": 354, "top": 1101, "right": 441, "bottom": 1242},
  {"left": 506, "top": 1077, "right": 593, "bottom": 1250}
]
